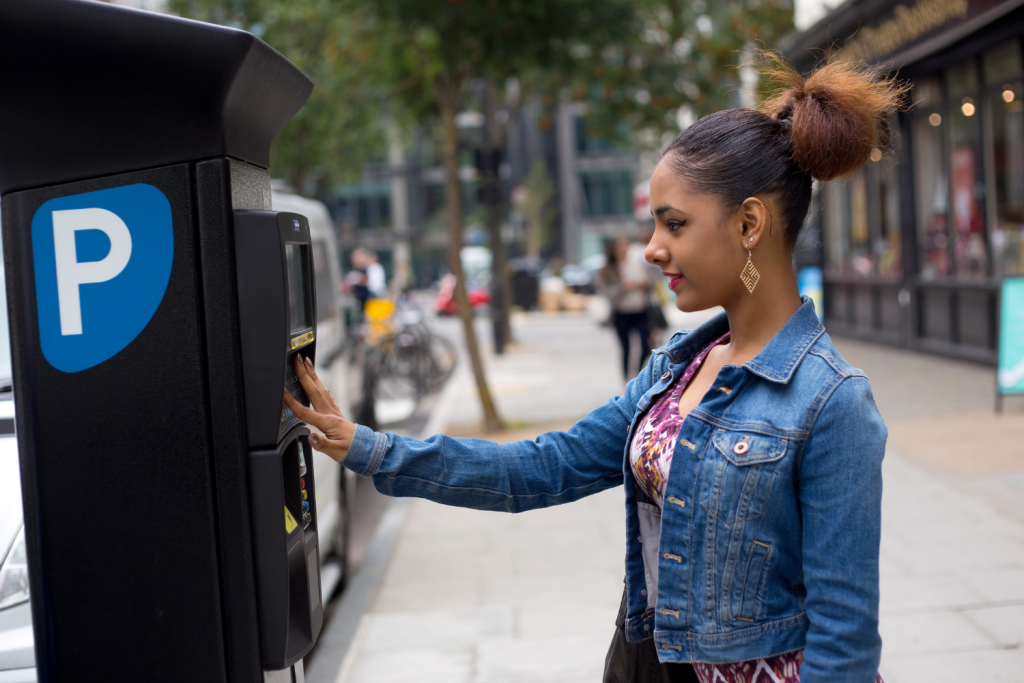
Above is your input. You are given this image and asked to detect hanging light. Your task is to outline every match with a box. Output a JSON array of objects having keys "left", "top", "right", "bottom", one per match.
[
  {"left": 870, "top": 148, "right": 883, "bottom": 162},
  {"left": 961, "top": 97, "right": 975, "bottom": 116},
  {"left": 1003, "top": 87, "right": 1016, "bottom": 103},
  {"left": 929, "top": 112, "right": 942, "bottom": 126}
]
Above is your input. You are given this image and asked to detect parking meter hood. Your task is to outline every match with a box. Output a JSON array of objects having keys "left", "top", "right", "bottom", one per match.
[{"left": 0, "top": 0, "right": 313, "bottom": 195}]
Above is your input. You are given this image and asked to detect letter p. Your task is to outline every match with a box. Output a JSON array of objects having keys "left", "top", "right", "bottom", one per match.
[{"left": 52, "top": 208, "right": 133, "bottom": 336}]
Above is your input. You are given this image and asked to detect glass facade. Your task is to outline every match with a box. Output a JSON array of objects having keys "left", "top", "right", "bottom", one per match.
[
  {"left": 986, "top": 41, "right": 1024, "bottom": 276},
  {"left": 580, "top": 169, "right": 634, "bottom": 217},
  {"left": 822, "top": 147, "right": 902, "bottom": 277},
  {"left": 909, "top": 38, "right": 1024, "bottom": 279}
]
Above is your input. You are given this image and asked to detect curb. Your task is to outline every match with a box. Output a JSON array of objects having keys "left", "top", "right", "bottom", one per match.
[
  {"left": 303, "top": 361, "right": 468, "bottom": 683},
  {"left": 303, "top": 497, "right": 410, "bottom": 683}
]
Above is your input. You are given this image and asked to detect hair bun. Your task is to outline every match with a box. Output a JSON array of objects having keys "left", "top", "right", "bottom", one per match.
[{"left": 759, "top": 56, "right": 909, "bottom": 181}]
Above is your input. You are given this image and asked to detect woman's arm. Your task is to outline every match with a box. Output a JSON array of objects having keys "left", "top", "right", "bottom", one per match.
[
  {"left": 285, "top": 355, "right": 648, "bottom": 513},
  {"left": 797, "top": 375, "right": 887, "bottom": 683}
]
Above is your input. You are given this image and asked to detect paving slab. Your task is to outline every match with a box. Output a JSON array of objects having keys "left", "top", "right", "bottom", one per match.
[{"left": 329, "top": 311, "right": 1024, "bottom": 683}]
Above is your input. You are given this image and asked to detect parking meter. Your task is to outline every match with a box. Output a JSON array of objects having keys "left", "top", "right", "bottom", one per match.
[
  {"left": 0, "top": 1, "right": 327, "bottom": 681},
  {"left": 236, "top": 211, "right": 324, "bottom": 669}
]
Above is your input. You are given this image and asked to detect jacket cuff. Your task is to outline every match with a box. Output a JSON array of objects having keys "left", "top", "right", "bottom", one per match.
[{"left": 343, "top": 423, "right": 388, "bottom": 477}]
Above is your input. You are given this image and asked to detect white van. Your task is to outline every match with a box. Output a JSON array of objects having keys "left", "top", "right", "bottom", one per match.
[{"left": 271, "top": 188, "right": 353, "bottom": 595}]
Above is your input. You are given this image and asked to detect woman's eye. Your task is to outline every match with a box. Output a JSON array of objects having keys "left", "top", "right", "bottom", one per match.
[{"left": 667, "top": 220, "right": 686, "bottom": 232}]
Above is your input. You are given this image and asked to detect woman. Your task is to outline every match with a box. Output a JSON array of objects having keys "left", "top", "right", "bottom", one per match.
[
  {"left": 285, "top": 58, "right": 902, "bottom": 683},
  {"left": 598, "top": 236, "right": 657, "bottom": 379}
]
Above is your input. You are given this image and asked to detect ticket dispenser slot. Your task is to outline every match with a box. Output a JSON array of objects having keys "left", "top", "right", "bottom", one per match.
[
  {"left": 235, "top": 210, "right": 323, "bottom": 670},
  {"left": 249, "top": 430, "right": 322, "bottom": 670}
]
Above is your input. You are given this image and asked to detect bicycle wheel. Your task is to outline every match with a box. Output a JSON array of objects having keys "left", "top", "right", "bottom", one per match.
[{"left": 422, "top": 333, "right": 457, "bottom": 392}]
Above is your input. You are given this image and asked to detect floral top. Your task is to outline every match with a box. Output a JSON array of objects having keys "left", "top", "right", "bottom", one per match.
[
  {"left": 628, "top": 332, "right": 885, "bottom": 683},
  {"left": 629, "top": 332, "right": 729, "bottom": 507}
]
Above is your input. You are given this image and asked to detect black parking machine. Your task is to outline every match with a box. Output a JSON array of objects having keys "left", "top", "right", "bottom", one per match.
[{"left": 0, "top": 1, "right": 331, "bottom": 681}]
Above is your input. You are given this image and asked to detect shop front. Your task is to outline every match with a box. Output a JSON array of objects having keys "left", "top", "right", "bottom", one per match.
[{"left": 781, "top": 0, "right": 1024, "bottom": 363}]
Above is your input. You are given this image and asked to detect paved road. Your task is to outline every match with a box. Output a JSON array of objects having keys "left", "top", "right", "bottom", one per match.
[{"left": 329, "top": 307, "right": 1024, "bottom": 683}]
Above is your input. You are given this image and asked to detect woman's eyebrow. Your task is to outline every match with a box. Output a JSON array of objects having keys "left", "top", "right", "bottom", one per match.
[{"left": 653, "top": 205, "right": 681, "bottom": 217}]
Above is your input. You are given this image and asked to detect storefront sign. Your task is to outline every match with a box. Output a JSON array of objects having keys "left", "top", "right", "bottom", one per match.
[
  {"left": 840, "top": 0, "right": 968, "bottom": 61},
  {"left": 997, "top": 277, "right": 1024, "bottom": 395}
]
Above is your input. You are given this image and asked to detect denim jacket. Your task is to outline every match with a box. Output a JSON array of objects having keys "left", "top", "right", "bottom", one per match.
[{"left": 343, "top": 299, "right": 887, "bottom": 683}]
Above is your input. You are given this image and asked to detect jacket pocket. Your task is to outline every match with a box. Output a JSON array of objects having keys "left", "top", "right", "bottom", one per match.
[
  {"left": 712, "top": 430, "right": 788, "bottom": 466},
  {"left": 735, "top": 540, "right": 771, "bottom": 621},
  {"left": 706, "top": 429, "right": 788, "bottom": 525}
]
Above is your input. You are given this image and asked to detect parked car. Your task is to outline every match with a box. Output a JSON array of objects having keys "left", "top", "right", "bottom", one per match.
[
  {"left": 0, "top": 260, "right": 33, "bottom": 682},
  {"left": 433, "top": 273, "right": 491, "bottom": 316}
]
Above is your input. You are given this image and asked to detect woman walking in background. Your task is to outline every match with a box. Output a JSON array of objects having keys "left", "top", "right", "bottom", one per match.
[
  {"left": 286, "top": 55, "right": 903, "bottom": 683},
  {"left": 598, "top": 236, "right": 658, "bottom": 379}
]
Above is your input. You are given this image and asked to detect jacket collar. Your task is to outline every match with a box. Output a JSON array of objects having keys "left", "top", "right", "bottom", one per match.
[{"left": 660, "top": 297, "right": 824, "bottom": 385}]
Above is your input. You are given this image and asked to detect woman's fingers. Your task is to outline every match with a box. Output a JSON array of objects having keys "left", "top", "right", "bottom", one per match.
[
  {"left": 301, "top": 356, "right": 341, "bottom": 415},
  {"left": 293, "top": 355, "right": 335, "bottom": 415},
  {"left": 307, "top": 431, "right": 353, "bottom": 463},
  {"left": 283, "top": 390, "right": 332, "bottom": 432}
]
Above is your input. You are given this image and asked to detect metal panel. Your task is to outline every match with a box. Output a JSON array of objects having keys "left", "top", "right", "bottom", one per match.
[
  {"left": 854, "top": 287, "right": 874, "bottom": 328},
  {"left": 880, "top": 287, "right": 901, "bottom": 332},
  {"left": 958, "top": 289, "right": 992, "bottom": 348},
  {"left": 922, "top": 288, "right": 953, "bottom": 341},
  {"left": 2, "top": 165, "right": 228, "bottom": 682}
]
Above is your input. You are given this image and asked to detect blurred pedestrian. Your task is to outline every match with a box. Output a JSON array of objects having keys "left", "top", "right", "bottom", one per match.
[
  {"left": 597, "top": 236, "right": 657, "bottom": 380},
  {"left": 346, "top": 248, "right": 370, "bottom": 311},
  {"left": 633, "top": 227, "right": 670, "bottom": 348},
  {"left": 288, "top": 55, "right": 903, "bottom": 683},
  {"left": 363, "top": 249, "right": 387, "bottom": 300}
]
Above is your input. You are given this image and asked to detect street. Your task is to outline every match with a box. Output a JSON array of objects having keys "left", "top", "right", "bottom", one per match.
[{"left": 316, "top": 304, "right": 1024, "bottom": 683}]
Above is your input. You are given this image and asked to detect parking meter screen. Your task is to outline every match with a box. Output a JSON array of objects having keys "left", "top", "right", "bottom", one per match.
[{"left": 286, "top": 244, "right": 310, "bottom": 333}]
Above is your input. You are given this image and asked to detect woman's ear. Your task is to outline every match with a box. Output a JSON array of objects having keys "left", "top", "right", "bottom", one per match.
[{"left": 737, "top": 197, "right": 771, "bottom": 251}]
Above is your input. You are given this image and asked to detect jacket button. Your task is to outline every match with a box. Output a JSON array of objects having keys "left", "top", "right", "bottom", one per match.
[
  {"left": 733, "top": 441, "right": 750, "bottom": 455},
  {"left": 641, "top": 589, "right": 647, "bottom": 596},
  {"left": 660, "top": 372, "right": 671, "bottom": 380}
]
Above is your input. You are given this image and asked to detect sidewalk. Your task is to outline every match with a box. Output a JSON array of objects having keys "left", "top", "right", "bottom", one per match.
[{"left": 330, "top": 308, "right": 1024, "bottom": 683}]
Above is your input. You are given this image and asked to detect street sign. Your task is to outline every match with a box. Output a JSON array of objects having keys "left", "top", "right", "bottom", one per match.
[{"left": 997, "top": 277, "right": 1024, "bottom": 409}]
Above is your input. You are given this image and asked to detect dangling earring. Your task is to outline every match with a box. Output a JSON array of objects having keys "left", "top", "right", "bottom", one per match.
[{"left": 740, "top": 240, "right": 760, "bottom": 294}]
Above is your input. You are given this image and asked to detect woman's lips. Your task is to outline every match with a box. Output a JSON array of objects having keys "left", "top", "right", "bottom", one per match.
[{"left": 664, "top": 273, "right": 684, "bottom": 289}]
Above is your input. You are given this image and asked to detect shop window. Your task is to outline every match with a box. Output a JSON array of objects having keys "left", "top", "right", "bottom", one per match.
[
  {"left": 947, "top": 75, "right": 988, "bottom": 277},
  {"left": 822, "top": 151, "right": 902, "bottom": 278},
  {"left": 983, "top": 40, "right": 1022, "bottom": 85},
  {"left": 823, "top": 180, "right": 850, "bottom": 274},
  {"left": 914, "top": 76, "right": 943, "bottom": 107},
  {"left": 946, "top": 59, "right": 978, "bottom": 99},
  {"left": 850, "top": 170, "right": 872, "bottom": 274},
  {"left": 877, "top": 153, "right": 902, "bottom": 275},
  {"left": 580, "top": 169, "right": 634, "bottom": 217},
  {"left": 913, "top": 111, "right": 950, "bottom": 279},
  {"left": 991, "top": 81, "right": 1024, "bottom": 276}
]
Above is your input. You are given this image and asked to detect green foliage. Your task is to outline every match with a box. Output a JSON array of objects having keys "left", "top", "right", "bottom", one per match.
[
  {"left": 167, "top": 0, "right": 387, "bottom": 193},
  {"left": 547, "top": 0, "right": 796, "bottom": 147}
]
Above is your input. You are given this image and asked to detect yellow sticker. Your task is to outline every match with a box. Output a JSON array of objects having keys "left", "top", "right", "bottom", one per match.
[
  {"left": 284, "top": 506, "right": 298, "bottom": 534},
  {"left": 291, "top": 332, "right": 314, "bottom": 350}
]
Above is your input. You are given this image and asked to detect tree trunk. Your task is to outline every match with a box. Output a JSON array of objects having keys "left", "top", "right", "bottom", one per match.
[
  {"left": 482, "top": 79, "right": 511, "bottom": 352},
  {"left": 439, "top": 80, "right": 504, "bottom": 432}
]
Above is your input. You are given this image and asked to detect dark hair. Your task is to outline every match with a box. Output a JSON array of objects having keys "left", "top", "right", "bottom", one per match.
[{"left": 661, "top": 55, "right": 908, "bottom": 249}]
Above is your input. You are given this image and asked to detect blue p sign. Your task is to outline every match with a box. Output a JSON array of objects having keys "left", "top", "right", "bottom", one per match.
[{"left": 32, "top": 184, "right": 174, "bottom": 373}]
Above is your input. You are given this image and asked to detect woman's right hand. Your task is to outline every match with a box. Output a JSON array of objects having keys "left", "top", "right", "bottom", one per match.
[{"left": 283, "top": 354, "right": 357, "bottom": 463}]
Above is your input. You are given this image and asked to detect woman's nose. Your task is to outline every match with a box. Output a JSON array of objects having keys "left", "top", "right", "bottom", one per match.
[{"left": 645, "top": 239, "right": 666, "bottom": 265}]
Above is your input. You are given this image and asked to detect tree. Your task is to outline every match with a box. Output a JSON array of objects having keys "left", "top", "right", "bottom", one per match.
[
  {"left": 168, "top": 0, "right": 388, "bottom": 191},
  {"left": 361, "top": 0, "right": 637, "bottom": 432},
  {"left": 546, "top": 0, "right": 795, "bottom": 147}
]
